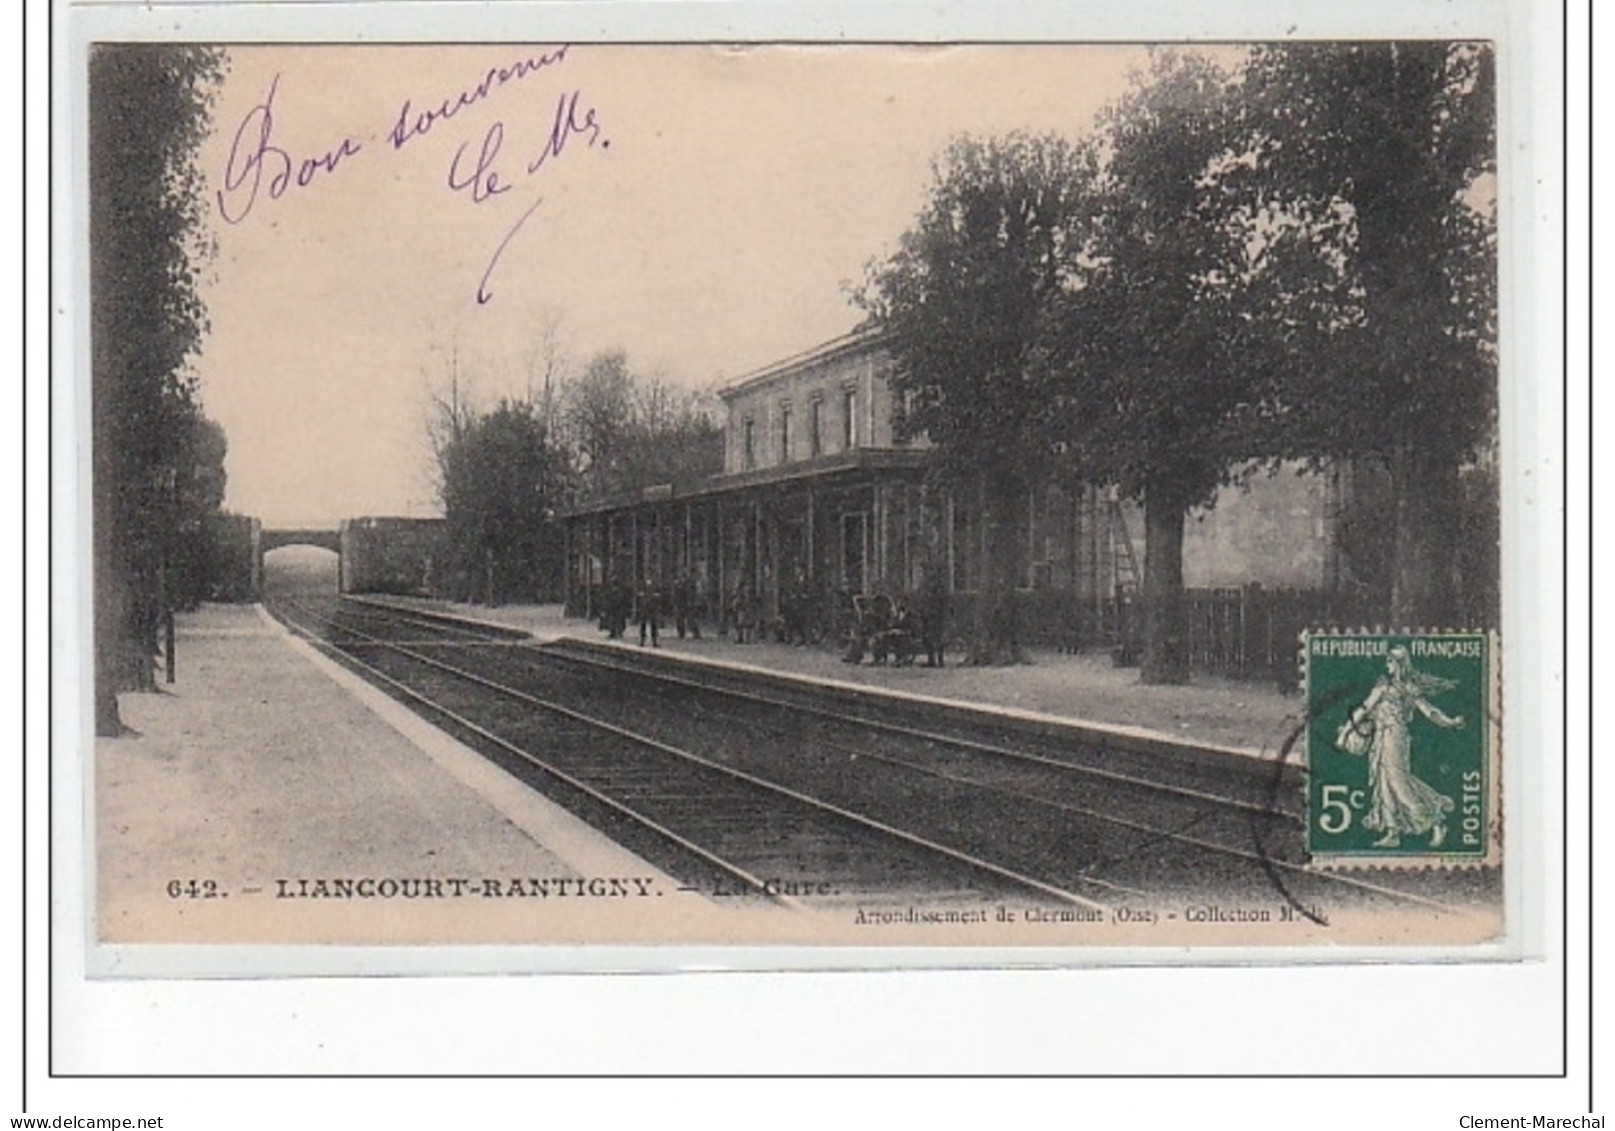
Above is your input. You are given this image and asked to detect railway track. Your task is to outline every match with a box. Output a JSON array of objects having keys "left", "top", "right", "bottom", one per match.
[
  {"left": 270, "top": 594, "right": 1476, "bottom": 918},
  {"left": 275, "top": 597, "right": 1112, "bottom": 910}
]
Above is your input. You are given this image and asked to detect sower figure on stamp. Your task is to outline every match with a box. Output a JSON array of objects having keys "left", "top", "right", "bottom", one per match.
[{"left": 1342, "top": 645, "right": 1466, "bottom": 848}]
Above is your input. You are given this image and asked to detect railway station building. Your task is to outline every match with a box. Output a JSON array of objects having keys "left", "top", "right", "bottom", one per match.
[{"left": 558, "top": 330, "right": 1350, "bottom": 667}]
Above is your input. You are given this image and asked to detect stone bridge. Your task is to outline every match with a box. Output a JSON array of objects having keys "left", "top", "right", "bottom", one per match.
[
  {"left": 260, "top": 527, "right": 343, "bottom": 554},
  {"left": 253, "top": 519, "right": 444, "bottom": 595}
]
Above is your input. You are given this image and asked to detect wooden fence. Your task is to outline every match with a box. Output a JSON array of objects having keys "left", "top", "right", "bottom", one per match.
[
  {"left": 1179, "top": 586, "right": 1334, "bottom": 689},
  {"left": 999, "top": 584, "right": 1372, "bottom": 689}
]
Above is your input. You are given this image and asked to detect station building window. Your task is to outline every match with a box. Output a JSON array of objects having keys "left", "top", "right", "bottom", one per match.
[
  {"left": 743, "top": 416, "right": 756, "bottom": 470},
  {"left": 842, "top": 388, "right": 859, "bottom": 450},
  {"left": 809, "top": 397, "right": 824, "bottom": 458},
  {"left": 779, "top": 402, "right": 792, "bottom": 464}
]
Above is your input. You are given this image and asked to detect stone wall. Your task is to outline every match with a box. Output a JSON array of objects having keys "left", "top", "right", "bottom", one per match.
[
  {"left": 1183, "top": 465, "right": 1341, "bottom": 590},
  {"left": 338, "top": 517, "right": 447, "bottom": 596}
]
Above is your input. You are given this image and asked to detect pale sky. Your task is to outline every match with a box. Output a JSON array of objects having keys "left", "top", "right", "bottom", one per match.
[{"left": 194, "top": 44, "right": 1162, "bottom": 525}]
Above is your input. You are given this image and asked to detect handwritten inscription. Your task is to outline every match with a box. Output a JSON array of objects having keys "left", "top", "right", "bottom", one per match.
[
  {"left": 386, "top": 45, "right": 571, "bottom": 151},
  {"left": 448, "top": 121, "right": 512, "bottom": 204},
  {"left": 217, "top": 74, "right": 363, "bottom": 225},
  {"left": 527, "top": 88, "right": 605, "bottom": 174},
  {"left": 447, "top": 89, "right": 609, "bottom": 303},
  {"left": 215, "top": 48, "right": 603, "bottom": 303}
]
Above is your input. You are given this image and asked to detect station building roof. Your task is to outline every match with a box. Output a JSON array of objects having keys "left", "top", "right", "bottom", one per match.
[
  {"left": 558, "top": 446, "right": 929, "bottom": 520},
  {"left": 716, "top": 328, "right": 887, "bottom": 401}
]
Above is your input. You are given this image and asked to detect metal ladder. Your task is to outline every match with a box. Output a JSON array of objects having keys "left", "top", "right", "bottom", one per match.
[{"left": 1107, "top": 491, "right": 1142, "bottom": 594}]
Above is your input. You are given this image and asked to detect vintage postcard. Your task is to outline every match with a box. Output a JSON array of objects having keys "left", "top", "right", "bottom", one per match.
[{"left": 73, "top": 34, "right": 1529, "bottom": 971}]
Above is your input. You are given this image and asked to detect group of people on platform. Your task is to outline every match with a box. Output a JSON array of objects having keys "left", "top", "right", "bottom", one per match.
[
  {"left": 836, "top": 589, "right": 946, "bottom": 668},
  {"left": 592, "top": 571, "right": 948, "bottom": 666},
  {"left": 594, "top": 574, "right": 703, "bottom": 648}
]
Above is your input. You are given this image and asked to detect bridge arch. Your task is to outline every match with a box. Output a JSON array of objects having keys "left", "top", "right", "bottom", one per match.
[{"left": 261, "top": 528, "right": 342, "bottom": 554}]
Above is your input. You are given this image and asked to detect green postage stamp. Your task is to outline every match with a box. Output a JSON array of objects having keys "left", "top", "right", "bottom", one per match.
[{"left": 1305, "top": 632, "right": 1500, "bottom": 866}]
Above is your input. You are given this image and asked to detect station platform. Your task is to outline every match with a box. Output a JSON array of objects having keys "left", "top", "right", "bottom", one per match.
[
  {"left": 93, "top": 603, "right": 686, "bottom": 946},
  {"left": 359, "top": 595, "right": 1303, "bottom": 758}
]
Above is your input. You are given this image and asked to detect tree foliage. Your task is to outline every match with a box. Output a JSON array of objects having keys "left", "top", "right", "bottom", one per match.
[
  {"left": 856, "top": 133, "right": 1100, "bottom": 663},
  {"left": 90, "top": 44, "right": 228, "bottom": 733},
  {"left": 857, "top": 43, "right": 1498, "bottom": 678},
  {"left": 1059, "top": 55, "right": 1273, "bottom": 506},
  {"left": 165, "top": 414, "right": 231, "bottom": 610},
  {"left": 560, "top": 350, "right": 722, "bottom": 500},
  {"left": 1048, "top": 52, "right": 1296, "bottom": 683},
  {"left": 427, "top": 346, "right": 720, "bottom": 604},
  {"left": 623, "top": 373, "right": 724, "bottom": 492},
  {"left": 438, "top": 399, "right": 574, "bottom": 604},
  {"left": 1240, "top": 42, "right": 1497, "bottom": 625},
  {"left": 563, "top": 351, "right": 638, "bottom": 498}
]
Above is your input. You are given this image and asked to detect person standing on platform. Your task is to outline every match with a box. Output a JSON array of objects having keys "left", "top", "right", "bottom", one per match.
[
  {"left": 918, "top": 562, "right": 949, "bottom": 668},
  {"left": 638, "top": 581, "right": 663, "bottom": 648},
  {"left": 673, "top": 572, "right": 701, "bottom": 640},
  {"left": 600, "top": 577, "right": 630, "bottom": 640},
  {"left": 730, "top": 583, "right": 755, "bottom": 644}
]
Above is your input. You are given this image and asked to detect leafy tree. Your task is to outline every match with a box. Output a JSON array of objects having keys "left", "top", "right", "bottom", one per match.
[
  {"left": 90, "top": 45, "right": 226, "bottom": 734},
  {"left": 561, "top": 351, "right": 722, "bottom": 500},
  {"left": 1046, "top": 51, "right": 1296, "bottom": 684},
  {"left": 563, "top": 350, "right": 638, "bottom": 499},
  {"left": 426, "top": 344, "right": 718, "bottom": 606},
  {"left": 627, "top": 375, "right": 723, "bottom": 490},
  {"left": 1239, "top": 42, "right": 1497, "bottom": 626},
  {"left": 166, "top": 414, "right": 231, "bottom": 609},
  {"left": 857, "top": 133, "right": 1099, "bottom": 664},
  {"left": 438, "top": 399, "right": 574, "bottom": 603}
]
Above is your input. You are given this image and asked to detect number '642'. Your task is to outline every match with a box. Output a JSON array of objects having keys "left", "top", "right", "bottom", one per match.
[{"left": 166, "top": 879, "right": 222, "bottom": 899}]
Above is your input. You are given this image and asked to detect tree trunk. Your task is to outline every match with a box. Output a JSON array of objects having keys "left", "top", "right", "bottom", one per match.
[
  {"left": 94, "top": 479, "right": 124, "bottom": 734},
  {"left": 967, "top": 470, "right": 1028, "bottom": 666},
  {"left": 129, "top": 579, "right": 160, "bottom": 693},
  {"left": 1389, "top": 445, "right": 1461, "bottom": 627},
  {"left": 94, "top": 571, "right": 124, "bottom": 736},
  {"left": 1140, "top": 490, "right": 1189, "bottom": 685}
]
